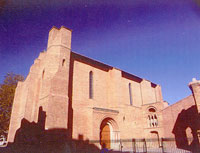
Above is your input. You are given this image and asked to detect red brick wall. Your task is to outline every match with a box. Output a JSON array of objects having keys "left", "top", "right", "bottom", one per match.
[{"left": 162, "top": 95, "right": 195, "bottom": 138}]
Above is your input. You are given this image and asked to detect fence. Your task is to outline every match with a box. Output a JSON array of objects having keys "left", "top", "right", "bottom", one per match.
[
  {"left": 0, "top": 137, "right": 195, "bottom": 153},
  {"left": 90, "top": 138, "right": 193, "bottom": 153}
]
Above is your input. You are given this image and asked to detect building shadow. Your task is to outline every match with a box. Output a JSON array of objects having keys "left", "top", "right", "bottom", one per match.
[
  {"left": 0, "top": 107, "right": 130, "bottom": 153},
  {"left": 172, "top": 105, "right": 200, "bottom": 152},
  {"left": 0, "top": 107, "right": 99, "bottom": 153}
]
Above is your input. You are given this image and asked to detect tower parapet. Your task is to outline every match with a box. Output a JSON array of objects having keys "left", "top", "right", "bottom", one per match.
[{"left": 47, "top": 26, "right": 72, "bottom": 50}]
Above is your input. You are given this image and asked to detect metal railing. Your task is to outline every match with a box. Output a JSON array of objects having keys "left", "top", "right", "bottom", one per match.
[
  {"left": 90, "top": 138, "right": 193, "bottom": 153},
  {"left": 0, "top": 137, "right": 195, "bottom": 153}
]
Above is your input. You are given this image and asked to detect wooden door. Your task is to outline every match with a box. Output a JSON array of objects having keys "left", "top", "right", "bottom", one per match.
[{"left": 100, "top": 124, "right": 110, "bottom": 149}]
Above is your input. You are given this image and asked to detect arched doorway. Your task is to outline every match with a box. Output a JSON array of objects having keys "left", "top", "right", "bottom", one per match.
[
  {"left": 150, "top": 131, "right": 160, "bottom": 148},
  {"left": 100, "top": 123, "right": 111, "bottom": 148},
  {"left": 100, "top": 118, "right": 119, "bottom": 149}
]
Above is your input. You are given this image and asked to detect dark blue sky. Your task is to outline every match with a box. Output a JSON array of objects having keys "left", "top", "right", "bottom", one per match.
[{"left": 1, "top": 0, "right": 200, "bottom": 104}]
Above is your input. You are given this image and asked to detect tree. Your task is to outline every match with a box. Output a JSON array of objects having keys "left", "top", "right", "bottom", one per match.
[{"left": 0, "top": 73, "right": 24, "bottom": 136}]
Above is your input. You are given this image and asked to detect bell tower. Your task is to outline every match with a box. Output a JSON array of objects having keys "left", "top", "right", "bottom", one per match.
[
  {"left": 8, "top": 26, "right": 73, "bottom": 142},
  {"left": 42, "top": 26, "right": 72, "bottom": 130}
]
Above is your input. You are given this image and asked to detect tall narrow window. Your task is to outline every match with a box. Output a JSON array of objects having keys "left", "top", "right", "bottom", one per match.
[
  {"left": 42, "top": 69, "right": 45, "bottom": 79},
  {"left": 129, "top": 83, "right": 133, "bottom": 105},
  {"left": 62, "top": 59, "right": 65, "bottom": 67},
  {"left": 89, "top": 71, "right": 93, "bottom": 99}
]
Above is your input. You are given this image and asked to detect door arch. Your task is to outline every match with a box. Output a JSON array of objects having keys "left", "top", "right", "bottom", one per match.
[{"left": 100, "top": 117, "right": 119, "bottom": 149}]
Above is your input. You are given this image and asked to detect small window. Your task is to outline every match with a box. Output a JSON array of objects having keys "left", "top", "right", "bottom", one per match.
[
  {"left": 62, "top": 59, "right": 65, "bottom": 66},
  {"left": 129, "top": 83, "right": 133, "bottom": 105},
  {"left": 89, "top": 71, "right": 93, "bottom": 99},
  {"left": 42, "top": 70, "right": 45, "bottom": 79},
  {"left": 149, "top": 108, "right": 156, "bottom": 112}
]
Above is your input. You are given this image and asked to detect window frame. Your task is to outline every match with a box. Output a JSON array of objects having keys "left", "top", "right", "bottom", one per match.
[
  {"left": 129, "top": 83, "right": 133, "bottom": 105},
  {"left": 89, "top": 71, "right": 93, "bottom": 99}
]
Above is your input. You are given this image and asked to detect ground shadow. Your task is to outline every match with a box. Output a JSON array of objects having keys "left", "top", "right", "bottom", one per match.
[{"left": 172, "top": 105, "right": 200, "bottom": 152}]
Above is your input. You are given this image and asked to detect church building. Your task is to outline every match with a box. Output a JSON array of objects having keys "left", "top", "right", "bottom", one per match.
[{"left": 7, "top": 26, "right": 200, "bottom": 150}]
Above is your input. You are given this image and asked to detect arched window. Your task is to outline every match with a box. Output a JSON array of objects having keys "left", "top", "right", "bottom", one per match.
[
  {"left": 149, "top": 108, "right": 156, "bottom": 112},
  {"left": 147, "top": 107, "right": 158, "bottom": 127},
  {"left": 129, "top": 83, "right": 132, "bottom": 105},
  {"left": 154, "top": 115, "right": 158, "bottom": 126},
  {"left": 186, "top": 127, "right": 193, "bottom": 145},
  {"left": 148, "top": 115, "right": 151, "bottom": 127},
  {"left": 89, "top": 71, "right": 93, "bottom": 99}
]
